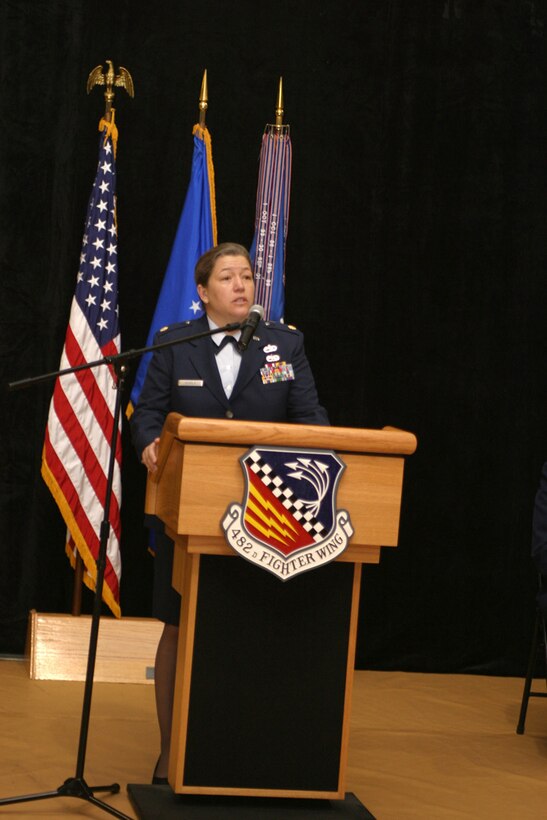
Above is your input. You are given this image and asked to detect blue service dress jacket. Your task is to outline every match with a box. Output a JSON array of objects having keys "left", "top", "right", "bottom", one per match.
[{"left": 130, "top": 314, "right": 329, "bottom": 457}]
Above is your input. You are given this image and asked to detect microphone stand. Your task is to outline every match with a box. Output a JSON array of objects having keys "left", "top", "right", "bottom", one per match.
[{"left": 1, "top": 320, "right": 241, "bottom": 819}]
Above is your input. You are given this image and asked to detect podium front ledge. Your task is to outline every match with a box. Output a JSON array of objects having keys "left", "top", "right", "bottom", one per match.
[{"left": 169, "top": 534, "right": 383, "bottom": 564}]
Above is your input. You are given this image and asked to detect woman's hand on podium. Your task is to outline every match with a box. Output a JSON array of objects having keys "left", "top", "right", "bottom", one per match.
[{"left": 142, "top": 437, "right": 160, "bottom": 473}]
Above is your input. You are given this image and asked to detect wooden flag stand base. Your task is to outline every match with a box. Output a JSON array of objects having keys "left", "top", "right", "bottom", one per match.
[
  {"left": 126, "top": 787, "right": 376, "bottom": 819},
  {"left": 25, "top": 610, "right": 162, "bottom": 684}
]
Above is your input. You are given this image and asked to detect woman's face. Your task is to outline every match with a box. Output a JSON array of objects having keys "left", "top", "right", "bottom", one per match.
[{"left": 197, "top": 254, "right": 255, "bottom": 326}]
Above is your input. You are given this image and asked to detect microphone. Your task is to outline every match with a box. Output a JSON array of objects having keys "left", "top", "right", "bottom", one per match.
[{"left": 237, "top": 304, "right": 264, "bottom": 352}]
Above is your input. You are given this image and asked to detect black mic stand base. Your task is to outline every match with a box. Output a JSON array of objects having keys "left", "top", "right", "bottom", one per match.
[
  {"left": 1, "top": 359, "right": 133, "bottom": 820},
  {"left": 4, "top": 330, "right": 245, "bottom": 819},
  {"left": 0, "top": 776, "right": 130, "bottom": 819}
]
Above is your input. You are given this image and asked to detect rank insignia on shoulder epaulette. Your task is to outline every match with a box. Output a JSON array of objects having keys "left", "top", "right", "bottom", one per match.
[{"left": 160, "top": 320, "right": 191, "bottom": 333}]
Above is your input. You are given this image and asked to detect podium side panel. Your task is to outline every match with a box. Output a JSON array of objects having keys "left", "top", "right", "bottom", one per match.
[
  {"left": 180, "top": 556, "right": 355, "bottom": 793},
  {"left": 155, "top": 439, "right": 185, "bottom": 533}
]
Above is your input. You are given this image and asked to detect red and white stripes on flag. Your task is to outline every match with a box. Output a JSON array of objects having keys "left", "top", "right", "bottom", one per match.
[{"left": 41, "top": 118, "right": 122, "bottom": 617}]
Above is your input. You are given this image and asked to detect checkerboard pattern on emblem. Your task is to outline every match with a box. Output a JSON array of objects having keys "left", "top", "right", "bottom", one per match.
[{"left": 247, "top": 452, "right": 326, "bottom": 542}]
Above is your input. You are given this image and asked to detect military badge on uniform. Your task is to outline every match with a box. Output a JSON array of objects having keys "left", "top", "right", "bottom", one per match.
[
  {"left": 260, "top": 361, "right": 294, "bottom": 384},
  {"left": 221, "top": 446, "right": 354, "bottom": 580}
]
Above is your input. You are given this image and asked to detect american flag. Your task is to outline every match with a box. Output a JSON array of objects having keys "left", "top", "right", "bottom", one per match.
[{"left": 41, "top": 120, "right": 122, "bottom": 617}]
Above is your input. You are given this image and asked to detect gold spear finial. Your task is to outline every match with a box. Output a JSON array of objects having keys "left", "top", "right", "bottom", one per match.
[
  {"left": 87, "top": 60, "right": 135, "bottom": 120},
  {"left": 275, "top": 77, "right": 284, "bottom": 129},
  {"left": 199, "top": 69, "right": 208, "bottom": 128}
]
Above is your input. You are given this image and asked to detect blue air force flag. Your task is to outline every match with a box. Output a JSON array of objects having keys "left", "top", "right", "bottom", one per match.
[{"left": 128, "top": 124, "right": 216, "bottom": 414}]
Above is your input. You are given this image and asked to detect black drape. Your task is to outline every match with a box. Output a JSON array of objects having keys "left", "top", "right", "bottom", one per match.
[{"left": 1, "top": 0, "right": 546, "bottom": 674}]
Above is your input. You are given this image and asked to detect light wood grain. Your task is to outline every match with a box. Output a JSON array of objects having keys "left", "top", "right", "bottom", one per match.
[
  {"left": 26, "top": 611, "right": 162, "bottom": 684},
  {"left": 148, "top": 438, "right": 409, "bottom": 556},
  {"left": 169, "top": 551, "right": 201, "bottom": 791},
  {"left": 182, "top": 535, "right": 382, "bottom": 563},
  {"left": 171, "top": 414, "right": 417, "bottom": 453},
  {"left": 1, "top": 662, "right": 545, "bottom": 818}
]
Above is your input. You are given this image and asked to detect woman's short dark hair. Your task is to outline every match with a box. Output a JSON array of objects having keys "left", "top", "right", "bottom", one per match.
[{"left": 194, "top": 242, "right": 251, "bottom": 287}]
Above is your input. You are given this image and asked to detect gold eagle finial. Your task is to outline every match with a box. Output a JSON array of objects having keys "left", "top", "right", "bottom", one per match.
[{"left": 87, "top": 60, "right": 134, "bottom": 119}]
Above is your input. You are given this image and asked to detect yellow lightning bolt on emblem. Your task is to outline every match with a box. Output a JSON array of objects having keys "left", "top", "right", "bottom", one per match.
[{"left": 244, "top": 483, "right": 298, "bottom": 547}]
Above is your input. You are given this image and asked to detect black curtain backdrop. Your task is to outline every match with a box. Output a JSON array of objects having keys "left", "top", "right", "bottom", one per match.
[{"left": 1, "top": 0, "right": 546, "bottom": 674}]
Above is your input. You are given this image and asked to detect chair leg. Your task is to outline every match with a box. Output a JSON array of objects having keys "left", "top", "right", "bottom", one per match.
[{"left": 517, "top": 611, "right": 542, "bottom": 734}]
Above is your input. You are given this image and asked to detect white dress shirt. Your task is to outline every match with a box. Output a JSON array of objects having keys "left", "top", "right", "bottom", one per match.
[{"left": 208, "top": 317, "right": 242, "bottom": 398}]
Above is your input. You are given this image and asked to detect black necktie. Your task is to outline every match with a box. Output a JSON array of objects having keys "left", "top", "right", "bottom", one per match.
[{"left": 214, "top": 335, "right": 239, "bottom": 354}]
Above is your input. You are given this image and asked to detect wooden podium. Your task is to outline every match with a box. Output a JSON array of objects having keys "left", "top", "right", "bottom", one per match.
[{"left": 145, "top": 414, "right": 416, "bottom": 800}]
